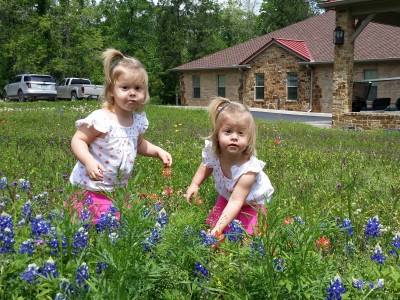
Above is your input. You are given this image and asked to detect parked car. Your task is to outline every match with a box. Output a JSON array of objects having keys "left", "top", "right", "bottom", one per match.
[
  {"left": 2, "top": 74, "right": 57, "bottom": 102},
  {"left": 56, "top": 78, "right": 103, "bottom": 100}
]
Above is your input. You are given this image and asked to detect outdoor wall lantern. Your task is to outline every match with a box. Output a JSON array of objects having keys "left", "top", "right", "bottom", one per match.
[{"left": 334, "top": 26, "right": 344, "bottom": 44}]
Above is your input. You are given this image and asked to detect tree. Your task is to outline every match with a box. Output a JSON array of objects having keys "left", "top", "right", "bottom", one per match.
[{"left": 257, "top": 0, "right": 317, "bottom": 34}]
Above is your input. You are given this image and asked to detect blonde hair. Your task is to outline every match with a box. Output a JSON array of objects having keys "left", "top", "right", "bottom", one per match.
[
  {"left": 208, "top": 97, "right": 257, "bottom": 156},
  {"left": 101, "top": 48, "right": 150, "bottom": 112}
]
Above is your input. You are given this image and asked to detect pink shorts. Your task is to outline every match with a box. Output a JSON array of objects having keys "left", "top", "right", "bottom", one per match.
[
  {"left": 68, "top": 190, "right": 120, "bottom": 224},
  {"left": 206, "top": 195, "right": 266, "bottom": 234}
]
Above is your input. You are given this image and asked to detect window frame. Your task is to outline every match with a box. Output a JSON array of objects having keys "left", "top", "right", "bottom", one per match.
[
  {"left": 287, "top": 72, "right": 298, "bottom": 101},
  {"left": 192, "top": 75, "right": 200, "bottom": 99},
  {"left": 217, "top": 75, "right": 226, "bottom": 97},
  {"left": 364, "top": 69, "right": 378, "bottom": 101},
  {"left": 254, "top": 73, "right": 265, "bottom": 101}
]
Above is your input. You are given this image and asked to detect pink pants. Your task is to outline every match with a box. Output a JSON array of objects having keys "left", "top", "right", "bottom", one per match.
[
  {"left": 69, "top": 190, "right": 120, "bottom": 224},
  {"left": 206, "top": 195, "right": 266, "bottom": 234}
]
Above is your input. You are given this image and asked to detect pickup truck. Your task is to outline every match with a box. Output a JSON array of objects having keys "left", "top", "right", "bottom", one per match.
[{"left": 57, "top": 78, "right": 103, "bottom": 100}]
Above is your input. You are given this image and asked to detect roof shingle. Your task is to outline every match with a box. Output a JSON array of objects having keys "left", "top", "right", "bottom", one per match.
[{"left": 173, "top": 10, "right": 400, "bottom": 71}]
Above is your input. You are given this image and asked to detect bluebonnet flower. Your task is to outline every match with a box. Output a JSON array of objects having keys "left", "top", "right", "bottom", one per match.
[
  {"left": 156, "top": 209, "right": 168, "bottom": 228},
  {"left": 141, "top": 225, "right": 162, "bottom": 253},
  {"left": 76, "top": 262, "right": 90, "bottom": 293},
  {"left": 294, "top": 216, "right": 304, "bottom": 225},
  {"left": 364, "top": 216, "right": 381, "bottom": 239},
  {"left": 41, "top": 257, "right": 59, "bottom": 279},
  {"left": 199, "top": 230, "right": 218, "bottom": 247},
  {"left": 72, "top": 227, "right": 89, "bottom": 252},
  {"left": 109, "top": 232, "right": 119, "bottom": 245},
  {"left": 250, "top": 236, "right": 266, "bottom": 258},
  {"left": 0, "top": 177, "right": 8, "bottom": 189},
  {"left": 225, "top": 220, "right": 245, "bottom": 243},
  {"left": 61, "top": 278, "right": 75, "bottom": 295},
  {"left": 194, "top": 262, "right": 210, "bottom": 282},
  {"left": 370, "top": 244, "right": 386, "bottom": 264},
  {"left": 326, "top": 275, "right": 346, "bottom": 300},
  {"left": 80, "top": 208, "right": 91, "bottom": 224},
  {"left": 0, "top": 212, "right": 15, "bottom": 254},
  {"left": 21, "top": 201, "right": 32, "bottom": 222},
  {"left": 46, "top": 227, "right": 67, "bottom": 255},
  {"left": 390, "top": 232, "right": 400, "bottom": 255},
  {"left": 20, "top": 263, "right": 40, "bottom": 284},
  {"left": 19, "top": 238, "right": 35, "bottom": 255},
  {"left": 352, "top": 278, "right": 363, "bottom": 289},
  {"left": 96, "top": 262, "right": 108, "bottom": 275},
  {"left": 96, "top": 207, "right": 119, "bottom": 233},
  {"left": 339, "top": 218, "right": 354, "bottom": 236},
  {"left": 31, "top": 215, "right": 51, "bottom": 237},
  {"left": 366, "top": 279, "right": 384, "bottom": 290},
  {"left": 273, "top": 258, "right": 283, "bottom": 272},
  {"left": 19, "top": 179, "right": 31, "bottom": 191}
]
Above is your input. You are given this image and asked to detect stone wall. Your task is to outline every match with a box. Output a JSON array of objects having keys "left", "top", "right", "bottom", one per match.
[{"left": 335, "top": 112, "right": 400, "bottom": 130}]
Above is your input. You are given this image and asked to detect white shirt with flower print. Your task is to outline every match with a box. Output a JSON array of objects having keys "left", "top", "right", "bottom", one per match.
[
  {"left": 70, "top": 109, "right": 148, "bottom": 192},
  {"left": 202, "top": 140, "right": 274, "bottom": 205}
]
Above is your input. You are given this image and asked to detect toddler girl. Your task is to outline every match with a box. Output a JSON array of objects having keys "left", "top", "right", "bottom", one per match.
[
  {"left": 69, "top": 48, "right": 172, "bottom": 222},
  {"left": 186, "top": 97, "right": 273, "bottom": 235}
]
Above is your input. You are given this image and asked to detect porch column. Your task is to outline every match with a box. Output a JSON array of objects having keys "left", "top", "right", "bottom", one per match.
[{"left": 332, "top": 9, "right": 355, "bottom": 125}]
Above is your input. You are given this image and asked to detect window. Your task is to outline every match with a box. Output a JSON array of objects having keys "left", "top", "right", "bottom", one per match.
[
  {"left": 217, "top": 75, "right": 226, "bottom": 97},
  {"left": 364, "top": 70, "right": 378, "bottom": 100},
  {"left": 287, "top": 72, "right": 298, "bottom": 100},
  {"left": 193, "top": 75, "right": 200, "bottom": 98},
  {"left": 255, "top": 73, "right": 264, "bottom": 100}
]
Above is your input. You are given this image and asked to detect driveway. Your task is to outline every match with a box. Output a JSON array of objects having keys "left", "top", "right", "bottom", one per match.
[{"left": 250, "top": 108, "right": 332, "bottom": 128}]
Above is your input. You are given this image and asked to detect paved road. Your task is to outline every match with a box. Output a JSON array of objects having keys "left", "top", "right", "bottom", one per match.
[{"left": 250, "top": 108, "right": 332, "bottom": 128}]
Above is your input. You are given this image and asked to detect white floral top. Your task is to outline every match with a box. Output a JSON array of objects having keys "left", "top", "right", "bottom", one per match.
[
  {"left": 69, "top": 109, "right": 148, "bottom": 192},
  {"left": 202, "top": 140, "right": 274, "bottom": 205}
]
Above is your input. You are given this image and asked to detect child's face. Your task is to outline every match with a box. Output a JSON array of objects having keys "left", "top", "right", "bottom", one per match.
[
  {"left": 217, "top": 114, "right": 249, "bottom": 157},
  {"left": 109, "top": 71, "right": 146, "bottom": 113}
]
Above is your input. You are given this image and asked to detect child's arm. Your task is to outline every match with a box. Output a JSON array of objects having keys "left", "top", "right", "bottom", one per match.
[
  {"left": 186, "top": 163, "right": 213, "bottom": 203},
  {"left": 71, "top": 126, "right": 106, "bottom": 181},
  {"left": 137, "top": 135, "right": 172, "bottom": 167},
  {"left": 210, "top": 172, "right": 256, "bottom": 235}
]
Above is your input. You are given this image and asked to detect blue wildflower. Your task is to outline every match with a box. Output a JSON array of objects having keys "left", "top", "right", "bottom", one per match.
[
  {"left": 392, "top": 232, "right": 400, "bottom": 251},
  {"left": 199, "top": 230, "right": 218, "bottom": 247},
  {"left": 19, "top": 179, "right": 31, "bottom": 191},
  {"left": 364, "top": 216, "right": 381, "bottom": 239},
  {"left": 294, "top": 216, "right": 304, "bottom": 225},
  {"left": 96, "top": 262, "right": 108, "bottom": 275},
  {"left": 0, "top": 212, "right": 15, "bottom": 254},
  {"left": 31, "top": 215, "right": 51, "bottom": 237},
  {"left": 370, "top": 244, "right": 386, "bottom": 264},
  {"left": 19, "top": 238, "right": 35, "bottom": 255},
  {"left": 345, "top": 241, "right": 354, "bottom": 255},
  {"left": 225, "top": 220, "right": 245, "bottom": 243},
  {"left": 273, "top": 258, "right": 283, "bottom": 272},
  {"left": 326, "top": 275, "right": 346, "bottom": 300},
  {"left": 352, "top": 278, "right": 363, "bottom": 289},
  {"left": 46, "top": 227, "right": 67, "bottom": 255},
  {"left": 250, "top": 236, "right": 266, "bottom": 258},
  {"left": 21, "top": 201, "right": 32, "bottom": 222},
  {"left": 194, "top": 261, "right": 210, "bottom": 282},
  {"left": 96, "top": 210, "right": 119, "bottom": 233},
  {"left": 41, "top": 257, "right": 58, "bottom": 279},
  {"left": 141, "top": 225, "right": 162, "bottom": 253},
  {"left": 339, "top": 218, "right": 354, "bottom": 236},
  {"left": 54, "top": 292, "right": 68, "bottom": 300},
  {"left": 20, "top": 263, "right": 40, "bottom": 285},
  {"left": 0, "top": 177, "right": 8, "bottom": 189},
  {"left": 72, "top": 227, "right": 89, "bottom": 252},
  {"left": 76, "top": 262, "right": 90, "bottom": 293},
  {"left": 156, "top": 209, "right": 168, "bottom": 228},
  {"left": 61, "top": 278, "right": 74, "bottom": 295}
]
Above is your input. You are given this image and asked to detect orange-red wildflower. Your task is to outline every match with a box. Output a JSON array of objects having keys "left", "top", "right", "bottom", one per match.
[{"left": 316, "top": 236, "right": 330, "bottom": 252}]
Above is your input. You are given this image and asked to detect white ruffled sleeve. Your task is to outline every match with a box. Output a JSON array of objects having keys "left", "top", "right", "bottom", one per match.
[
  {"left": 231, "top": 156, "right": 265, "bottom": 180},
  {"left": 75, "top": 109, "right": 111, "bottom": 133},
  {"left": 202, "top": 140, "right": 218, "bottom": 168},
  {"left": 134, "top": 112, "right": 149, "bottom": 135}
]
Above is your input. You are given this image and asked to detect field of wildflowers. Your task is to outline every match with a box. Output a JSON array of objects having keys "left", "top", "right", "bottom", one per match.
[{"left": 0, "top": 100, "right": 399, "bottom": 299}]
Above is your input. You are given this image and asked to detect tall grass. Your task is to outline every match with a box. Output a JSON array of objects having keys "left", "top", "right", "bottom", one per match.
[{"left": 0, "top": 100, "right": 399, "bottom": 299}]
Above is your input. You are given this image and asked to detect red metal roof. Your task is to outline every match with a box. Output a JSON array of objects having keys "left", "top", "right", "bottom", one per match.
[{"left": 173, "top": 10, "right": 400, "bottom": 71}]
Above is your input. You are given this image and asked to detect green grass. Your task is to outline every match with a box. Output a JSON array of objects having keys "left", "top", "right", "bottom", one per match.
[{"left": 0, "top": 100, "right": 399, "bottom": 299}]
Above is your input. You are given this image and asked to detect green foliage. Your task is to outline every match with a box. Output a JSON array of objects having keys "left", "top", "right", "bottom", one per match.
[{"left": 0, "top": 101, "right": 399, "bottom": 299}]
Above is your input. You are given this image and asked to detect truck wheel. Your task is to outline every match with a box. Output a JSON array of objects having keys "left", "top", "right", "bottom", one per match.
[
  {"left": 71, "top": 92, "right": 78, "bottom": 101},
  {"left": 18, "top": 90, "right": 25, "bottom": 102},
  {"left": 2, "top": 90, "right": 8, "bottom": 101}
]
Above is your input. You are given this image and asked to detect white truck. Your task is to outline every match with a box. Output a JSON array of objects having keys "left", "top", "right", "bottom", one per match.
[{"left": 57, "top": 78, "right": 103, "bottom": 100}]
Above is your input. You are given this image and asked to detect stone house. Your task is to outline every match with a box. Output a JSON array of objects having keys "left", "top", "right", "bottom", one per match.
[{"left": 172, "top": 10, "right": 400, "bottom": 113}]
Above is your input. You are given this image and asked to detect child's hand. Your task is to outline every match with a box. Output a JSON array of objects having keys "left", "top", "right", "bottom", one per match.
[
  {"left": 158, "top": 149, "right": 172, "bottom": 168},
  {"left": 85, "top": 160, "right": 106, "bottom": 181},
  {"left": 185, "top": 183, "right": 199, "bottom": 204}
]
